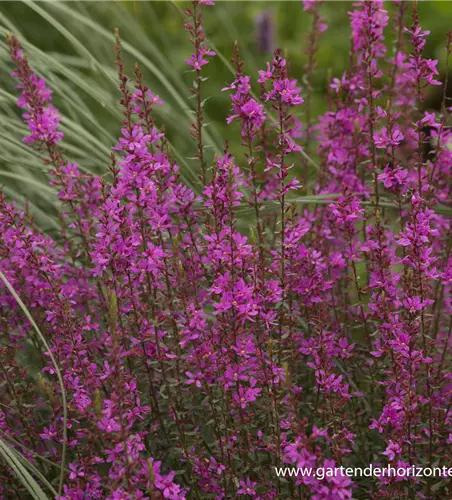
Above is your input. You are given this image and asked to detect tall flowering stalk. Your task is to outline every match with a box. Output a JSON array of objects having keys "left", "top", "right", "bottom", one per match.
[
  {"left": 0, "top": 2, "right": 451, "bottom": 499},
  {"left": 184, "top": 0, "right": 216, "bottom": 186}
]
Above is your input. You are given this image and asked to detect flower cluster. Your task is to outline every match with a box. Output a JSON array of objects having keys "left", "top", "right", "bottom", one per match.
[{"left": 1, "top": 2, "right": 451, "bottom": 499}]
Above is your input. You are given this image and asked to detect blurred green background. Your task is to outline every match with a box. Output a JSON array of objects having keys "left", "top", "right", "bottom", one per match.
[{"left": 0, "top": 1, "right": 450, "bottom": 227}]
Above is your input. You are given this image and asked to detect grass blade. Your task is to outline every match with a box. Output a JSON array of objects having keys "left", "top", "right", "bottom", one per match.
[{"left": 0, "top": 438, "right": 50, "bottom": 500}]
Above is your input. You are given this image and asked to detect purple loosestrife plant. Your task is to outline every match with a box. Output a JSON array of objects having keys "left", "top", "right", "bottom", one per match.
[{"left": 0, "top": 1, "right": 452, "bottom": 499}]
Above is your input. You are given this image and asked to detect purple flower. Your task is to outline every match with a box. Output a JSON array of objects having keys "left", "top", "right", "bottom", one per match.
[
  {"left": 237, "top": 478, "right": 257, "bottom": 496},
  {"left": 382, "top": 440, "right": 402, "bottom": 461},
  {"left": 98, "top": 417, "right": 121, "bottom": 433}
]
